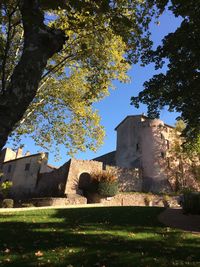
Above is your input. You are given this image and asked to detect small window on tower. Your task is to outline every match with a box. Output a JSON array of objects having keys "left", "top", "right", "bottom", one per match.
[
  {"left": 25, "top": 163, "right": 30, "bottom": 171},
  {"left": 167, "top": 158, "right": 170, "bottom": 168},
  {"left": 136, "top": 143, "right": 139, "bottom": 151},
  {"left": 102, "top": 163, "right": 106, "bottom": 170},
  {"left": 161, "top": 152, "right": 165, "bottom": 159},
  {"left": 166, "top": 140, "right": 170, "bottom": 149}
]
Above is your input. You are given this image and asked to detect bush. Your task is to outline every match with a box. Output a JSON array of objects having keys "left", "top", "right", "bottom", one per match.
[
  {"left": 98, "top": 181, "right": 118, "bottom": 197},
  {"left": 1, "top": 199, "right": 14, "bottom": 208},
  {"left": 90, "top": 169, "right": 117, "bottom": 183},
  {"left": 182, "top": 192, "right": 200, "bottom": 214},
  {"left": 0, "top": 181, "right": 13, "bottom": 199},
  {"left": 82, "top": 169, "right": 119, "bottom": 198}
]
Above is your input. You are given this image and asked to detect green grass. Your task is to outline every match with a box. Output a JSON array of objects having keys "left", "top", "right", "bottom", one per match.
[{"left": 0, "top": 206, "right": 199, "bottom": 267}]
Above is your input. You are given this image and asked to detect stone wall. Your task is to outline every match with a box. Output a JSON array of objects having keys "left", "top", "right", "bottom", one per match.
[
  {"left": 115, "top": 115, "right": 175, "bottom": 193},
  {"left": 100, "top": 193, "right": 180, "bottom": 207},
  {"left": 65, "top": 159, "right": 103, "bottom": 195},
  {"left": 117, "top": 167, "right": 142, "bottom": 192},
  {"left": 0, "top": 148, "right": 17, "bottom": 164},
  {"left": 116, "top": 116, "right": 142, "bottom": 169},
  {"left": 30, "top": 193, "right": 179, "bottom": 208},
  {"left": 35, "top": 160, "right": 71, "bottom": 197},
  {"left": 31, "top": 195, "right": 87, "bottom": 207},
  {"left": 64, "top": 159, "right": 141, "bottom": 195},
  {"left": 93, "top": 151, "right": 116, "bottom": 166}
]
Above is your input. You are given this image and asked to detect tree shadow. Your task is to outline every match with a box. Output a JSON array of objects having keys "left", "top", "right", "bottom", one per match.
[{"left": 0, "top": 207, "right": 199, "bottom": 266}]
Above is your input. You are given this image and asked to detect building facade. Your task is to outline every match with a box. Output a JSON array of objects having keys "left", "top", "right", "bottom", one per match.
[
  {"left": 94, "top": 115, "right": 200, "bottom": 192},
  {"left": 0, "top": 148, "right": 54, "bottom": 198},
  {"left": 0, "top": 115, "right": 199, "bottom": 199}
]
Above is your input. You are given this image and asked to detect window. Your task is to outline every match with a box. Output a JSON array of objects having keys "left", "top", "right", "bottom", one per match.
[
  {"left": 8, "top": 165, "right": 12, "bottom": 173},
  {"left": 167, "top": 158, "right": 170, "bottom": 168},
  {"left": 136, "top": 143, "right": 139, "bottom": 151},
  {"left": 102, "top": 163, "right": 106, "bottom": 170},
  {"left": 161, "top": 152, "right": 165, "bottom": 159},
  {"left": 25, "top": 163, "right": 30, "bottom": 171},
  {"left": 160, "top": 133, "right": 164, "bottom": 140},
  {"left": 166, "top": 140, "right": 170, "bottom": 149}
]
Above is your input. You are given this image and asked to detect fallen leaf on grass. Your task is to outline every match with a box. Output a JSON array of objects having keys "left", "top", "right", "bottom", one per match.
[
  {"left": 35, "top": 251, "right": 43, "bottom": 257},
  {"left": 128, "top": 232, "right": 135, "bottom": 237},
  {"left": 4, "top": 258, "right": 11, "bottom": 262}
]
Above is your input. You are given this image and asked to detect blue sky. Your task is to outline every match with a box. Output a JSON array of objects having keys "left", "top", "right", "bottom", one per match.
[
  {"left": 74, "top": 9, "right": 182, "bottom": 163},
  {"left": 8, "top": 8, "right": 182, "bottom": 167}
]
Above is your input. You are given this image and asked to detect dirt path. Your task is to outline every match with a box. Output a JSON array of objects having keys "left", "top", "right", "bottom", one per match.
[{"left": 158, "top": 208, "right": 200, "bottom": 233}]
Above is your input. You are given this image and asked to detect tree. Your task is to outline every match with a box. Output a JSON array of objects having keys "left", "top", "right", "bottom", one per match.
[
  {"left": 0, "top": 0, "right": 157, "bottom": 156},
  {"left": 131, "top": 0, "right": 200, "bottom": 144},
  {"left": 167, "top": 120, "right": 200, "bottom": 190}
]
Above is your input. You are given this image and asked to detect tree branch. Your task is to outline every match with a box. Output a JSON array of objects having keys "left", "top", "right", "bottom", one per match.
[
  {"left": 1, "top": 8, "right": 12, "bottom": 93},
  {"left": 0, "top": 0, "right": 67, "bottom": 150}
]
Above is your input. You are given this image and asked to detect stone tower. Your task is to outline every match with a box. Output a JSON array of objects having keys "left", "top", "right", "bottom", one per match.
[{"left": 115, "top": 115, "right": 173, "bottom": 192}]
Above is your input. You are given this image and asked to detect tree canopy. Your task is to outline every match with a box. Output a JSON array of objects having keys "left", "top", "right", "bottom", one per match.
[
  {"left": 131, "top": 0, "right": 200, "bottom": 143},
  {"left": 0, "top": 0, "right": 158, "bottom": 156}
]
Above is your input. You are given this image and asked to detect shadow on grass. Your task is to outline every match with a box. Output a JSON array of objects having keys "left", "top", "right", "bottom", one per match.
[{"left": 0, "top": 206, "right": 199, "bottom": 267}]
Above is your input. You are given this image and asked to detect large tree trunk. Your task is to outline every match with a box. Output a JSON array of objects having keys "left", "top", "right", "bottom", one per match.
[{"left": 0, "top": 0, "right": 66, "bottom": 150}]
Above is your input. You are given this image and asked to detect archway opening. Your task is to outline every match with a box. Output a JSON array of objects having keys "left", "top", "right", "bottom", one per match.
[{"left": 78, "top": 172, "right": 92, "bottom": 193}]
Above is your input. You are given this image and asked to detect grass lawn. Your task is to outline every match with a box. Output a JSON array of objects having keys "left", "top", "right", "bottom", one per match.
[{"left": 0, "top": 206, "right": 199, "bottom": 267}]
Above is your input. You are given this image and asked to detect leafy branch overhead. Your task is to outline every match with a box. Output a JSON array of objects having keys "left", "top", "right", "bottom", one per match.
[
  {"left": 0, "top": 0, "right": 159, "bottom": 156},
  {"left": 131, "top": 0, "right": 200, "bottom": 144}
]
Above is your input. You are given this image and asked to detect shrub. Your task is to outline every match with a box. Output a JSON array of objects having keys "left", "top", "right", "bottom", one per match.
[
  {"left": 90, "top": 169, "right": 117, "bottom": 183},
  {"left": 1, "top": 199, "right": 14, "bottom": 208},
  {"left": 0, "top": 181, "right": 13, "bottom": 199},
  {"left": 98, "top": 180, "right": 118, "bottom": 197},
  {"left": 82, "top": 169, "right": 119, "bottom": 198},
  {"left": 182, "top": 192, "right": 200, "bottom": 214}
]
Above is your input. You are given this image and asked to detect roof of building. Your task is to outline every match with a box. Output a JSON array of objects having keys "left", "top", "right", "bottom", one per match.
[
  {"left": 2, "top": 152, "right": 47, "bottom": 164},
  {"left": 47, "top": 164, "right": 57, "bottom": 169},
  {"left": 114, "top": 114, "right": 175, "bottom": 130}
]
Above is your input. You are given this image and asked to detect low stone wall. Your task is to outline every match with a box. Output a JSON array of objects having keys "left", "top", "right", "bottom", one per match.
[
  {"left": 31, "top": 195, "right": 87, "bottom": 207},
  {"left": 100, "top": 193, "right": 180, "bottom": 207},
  {"left": 27, "top": 193, "right": 180, "bottom": 208}
]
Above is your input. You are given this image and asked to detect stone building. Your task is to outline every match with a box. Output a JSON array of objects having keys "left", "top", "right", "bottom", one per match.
[
  {"left": 94, "top": 114, "right": 174, "bottom": 192},
  {"left": 0, "top": 147, "right": 55, "bottom": 198},
  {"left": 94, "top": 114, "right": 199, "bottom": 192},
  {"left": 0, "top": 114, "right": 199, "bottom": 199}
]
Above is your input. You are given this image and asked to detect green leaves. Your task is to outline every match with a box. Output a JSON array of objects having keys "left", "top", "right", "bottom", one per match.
[
  {"left": 132, "top": 0, "right": 200, "bottom": 142},
  {"left": 1, "top": 0, "right": 157, "bottom": 157}
]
